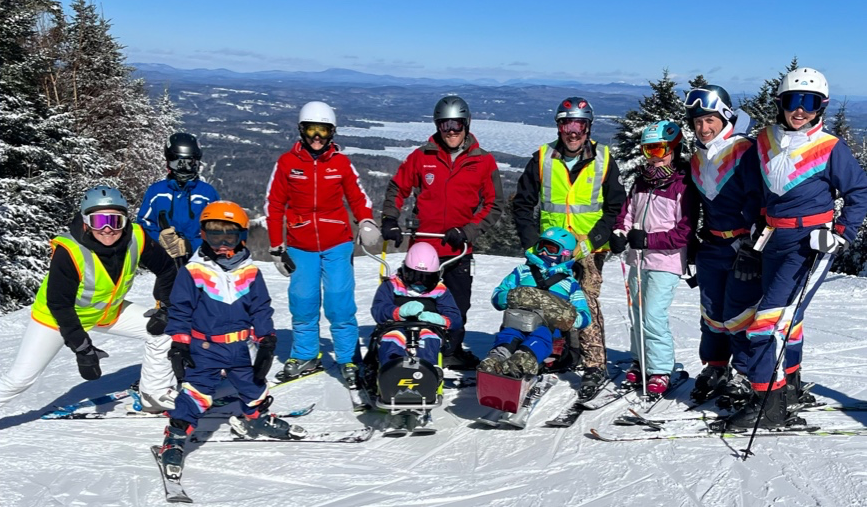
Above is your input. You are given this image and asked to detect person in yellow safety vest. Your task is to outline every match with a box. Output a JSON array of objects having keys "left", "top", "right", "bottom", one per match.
[
  {"left": 512, "top": 97, "right": 626, "bottom": 400},
  {"left": 0, "top": 185, "right": 180, "bottom": 413}
]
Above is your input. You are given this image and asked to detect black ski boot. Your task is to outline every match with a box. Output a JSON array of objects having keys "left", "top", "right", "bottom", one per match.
[
  {"left": 443, "top": 347, "right": 481, "bottom": 371},
  {"left": 716, "top": 371, "right": 752, "bottom": 410},
  {"left": 578, "top": 366, "right": 607, "bottom": 401},
  {"left": 690, "top": 365, "right": 728, "bottom": 403},
  {"left": 725, "top": 388, "right": 792, "bottom": 430},
  {"left": 159, "top": 422, "right": 188, "bottom": 480},
  {"left": 785, "top": 369, "right": 816, "bottom": 408}
]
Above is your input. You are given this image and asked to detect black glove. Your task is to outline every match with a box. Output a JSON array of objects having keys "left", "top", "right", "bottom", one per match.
[
  {"left": 627, "top": 229, "right": 648, "bottom": 250},
  {"left": 269, "top": 246, "right": 296, "bottom": 277},
  {"left": 75, "top": 344, "right": 109, "bottom": 381},
  {"left": 145, "top": 304, "right": 169, "bottom": 336},
  {"left": 253, "top": 334, "right": 278, "bottom": 381},
  {"left": 609, "top": 232, "right": 627, "bottom": 254},
  {"left": 571, "top": 258, "right": 585, "bottom": 281},
  {"left": 167, "top": 341, "right": 196, "bottom": 382},
  {"left": 732, "top": 241, "right": 762, "bottom": 282},
  {"left": 441, "top": 227, "right": 468, "bottom": 249},
  {"left": 380, "top": 217, "right": 403, "bottom": 248}
]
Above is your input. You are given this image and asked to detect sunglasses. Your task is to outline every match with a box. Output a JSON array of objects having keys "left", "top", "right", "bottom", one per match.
[
  {"left": 84, "top": 213, "right": 127, "bottom": 231},
  {"left": 641, "top": 142, "right": 673, "bottom": 159},
  {"left": 302, "top": 123, "right": 334, "bottom": 138},
  {"left": 203, "top": 229, "right": 244, "bottom": 249},
  {"left": 557, "top": 118, "right": 589, "bottom": 136},
  {"left": 779, "top": 92, "right": 826, "bottom": 113},
  {"left": 168, "top": 158, "right": 199, "bottom": 173},
  {"left": 436, "top": 119, "right": 465, "bottom": 133}
]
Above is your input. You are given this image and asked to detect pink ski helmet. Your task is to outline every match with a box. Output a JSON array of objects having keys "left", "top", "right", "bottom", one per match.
[{"left": 402, "top": 242, "right": 441, "bottom": 292}]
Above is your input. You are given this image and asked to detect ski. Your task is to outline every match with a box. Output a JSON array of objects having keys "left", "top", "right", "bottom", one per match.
[
  {"left": 545, "top": 369, "right": 627, "bottom": 427},
  {"left": 629, "top": 370, "right": 691, "bottom": 413},
  {"left": 613, "top": 401, "right": 867, "bottom": 426},
  {"left": 272, "top": 364, "right": 327, "bottom": 384},
  {"left": 45, "top": 403, "right": 316, "bottom": 420},
  {"left": 150, "top": 445, "right": 192, "bottom": 503},
  {"left": 475, "top": 408, "right": 504, "bottom": 427},
  {"left": 588, "top": 426, "right": 867, "bottom": 442},
  {"left": 190, "top": 426, "right": 374, "bottom": 444},
  {"left": 41, "top": 389, "right": 133, "bottom": 419},
  {"left": 500, "top": 375, "right": 559, "bottom": 429},
  {"left": 408, "top": 411, "right": 437, "bottom": 435},
  {"left": 382, "top": 413, "right": 410, "bottom": 437}
]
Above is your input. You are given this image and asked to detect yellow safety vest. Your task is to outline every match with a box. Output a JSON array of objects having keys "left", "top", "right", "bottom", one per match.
[
  {"left": 31, "top": 224, "right": 145, "bottom": 330},
  {"left": 538, "top": 141, "right": 611, "bottom": 251}
]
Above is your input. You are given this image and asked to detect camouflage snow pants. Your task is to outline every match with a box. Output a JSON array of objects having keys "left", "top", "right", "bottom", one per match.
[{"left": 570, "top": 253, "right": 607, "bottom": 369}]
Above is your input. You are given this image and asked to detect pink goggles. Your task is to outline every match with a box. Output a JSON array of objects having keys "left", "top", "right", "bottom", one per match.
[
  {"left": 84, "top": 213, "right": 127, "bottom": 230},
  {"left": 557, "top": 119, "right": 589, "bottom": 135}
]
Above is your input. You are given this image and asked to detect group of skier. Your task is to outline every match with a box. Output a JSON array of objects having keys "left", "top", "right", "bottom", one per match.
[{"left": 0, "top": 66, "right": 864, "bottom": 484}]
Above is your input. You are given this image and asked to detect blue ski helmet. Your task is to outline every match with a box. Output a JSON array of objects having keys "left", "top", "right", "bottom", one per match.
[
  {"left": 80, "top": 185, "right": 128, "bottom": 215},
  {"left": 535, "top": 226, "right": 578, "bottom": 262}
]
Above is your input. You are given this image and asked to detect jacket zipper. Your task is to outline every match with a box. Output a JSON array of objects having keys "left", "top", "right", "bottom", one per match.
[{"left": 313, "top": 159, "right": 321, "bottom": 251}]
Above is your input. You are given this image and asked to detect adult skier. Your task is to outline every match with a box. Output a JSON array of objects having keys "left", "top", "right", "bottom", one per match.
[
  {"left": 729, "top": 68, "right": 867, "bottom": 429},
  {"left": 265, "top": 101, "right": 380, "bottom": 382},
  {"left": 380, "top": 95, "right": 505, "bottom": 370},
  {"left": 681, "top": 85, "right": 764, "bottom": 407},
  {"left": 512, "top": 97, "right": 626, "bottom": 399}
]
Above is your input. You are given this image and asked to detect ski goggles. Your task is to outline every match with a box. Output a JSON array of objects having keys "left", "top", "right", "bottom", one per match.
[
  {"left": 684, "top": 88, "right": 725, "bottom": 112},
  {"left": 84, "top": 213, "right": 127, "bottom": 231},
  {"left": 557, "top": 118, "right": 589, "bottom": 135},
  {"left": 402, "top": 266, "right": 440, "bottom": 292},
  {"left": 535, "top": 239, "right": 563, "bottom": 256},
  {"left": 301, "top": 123, "right": 334, "bottom": 138},
  {"left": 641, "top": 142, "right": 674, "bottom": 159},
  {"left": 778, "top": 92, "right": 826, "bottom": 113},
  {"left": 167, "top": 157, "right": 200, "bottom": 173},
  {"left": 436, "top": 119, "right": 465, "bottom": 133},
  {"left": 203, "top": 229, "right": 245, "bottom": 248}
]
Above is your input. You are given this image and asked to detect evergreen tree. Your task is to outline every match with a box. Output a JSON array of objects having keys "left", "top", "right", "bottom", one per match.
[
  {"left": 741, "top": 57, "right": 799, "bottom": 135},
  {"left": 829, "top": 100, "right": 855, "bottom": 146}
]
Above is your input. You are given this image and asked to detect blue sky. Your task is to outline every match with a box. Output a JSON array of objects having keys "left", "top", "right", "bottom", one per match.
[{"left": 85, "top": 0, "right": 867, "bottom": 97}]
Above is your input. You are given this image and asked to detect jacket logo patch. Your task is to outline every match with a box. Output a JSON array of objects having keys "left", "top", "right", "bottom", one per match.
[
  {"left": 423, "top": 165, "right": 437, "bottom": 168},
  {"left": 325, "top": 168, "right": 338, "bottom": 173},
  {"left": 425, "top": 173, "right": 435, "bottom": 185},
  {"left": 290, "top": 168, "right": 304, "bottom": 176}
]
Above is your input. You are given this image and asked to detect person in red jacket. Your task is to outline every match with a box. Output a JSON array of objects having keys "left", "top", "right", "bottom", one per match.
[
  {"left": 381, "top": 96, "right": 505, "bottom": 370},
  {"left": 264, "top": 101, "right": 380, "bottom": 383}
]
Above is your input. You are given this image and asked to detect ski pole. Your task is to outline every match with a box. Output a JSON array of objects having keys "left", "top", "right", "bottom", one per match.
[
  {"left": 636, "top": 245, "right": 647, "bottom": 401},
  {"left": 741, "top": 252, "right": 822, "bottom": 460},
  {"left": 619, "top": 254, "right": 635, "bottom": 336}
]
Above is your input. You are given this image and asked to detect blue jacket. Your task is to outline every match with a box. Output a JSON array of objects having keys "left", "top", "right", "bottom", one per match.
[
  {"left": 137, "top": 178, "right": 220, "bottom": 252},
  {"left": 371, "top": 275, "right": 463, "bottom": 331},
  {"left": 166, "top": 250, "right": 275, "bottom": 339},
  {"left": 491, "top": 251, "right": 592, "bottom": 330}
]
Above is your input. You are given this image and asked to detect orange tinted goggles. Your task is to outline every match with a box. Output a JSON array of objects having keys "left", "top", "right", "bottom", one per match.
[
  {"left": 302, "top": 123, "right": 334, "bottom": 138},
  {"left": 641, "top": 142, "right": 672, "bottom": 159}
]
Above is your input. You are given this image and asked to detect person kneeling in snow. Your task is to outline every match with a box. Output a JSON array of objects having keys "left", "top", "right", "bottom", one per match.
[{"left": 481, "top": 227, "right": 591, "bottom": 378}]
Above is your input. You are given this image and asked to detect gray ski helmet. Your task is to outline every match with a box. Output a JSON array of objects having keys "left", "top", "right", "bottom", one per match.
[
  {"left": 555, "top": 97, "right": 594, "bottom": 124},
  {"left": 433, "top": 96, "right": 471, "bottom": 130},
  {"left": 80, "top": 185, "right": 128, "bottom": 215},
  {"left": 164, "top": 133, "right": 202, "bottom": 162}
]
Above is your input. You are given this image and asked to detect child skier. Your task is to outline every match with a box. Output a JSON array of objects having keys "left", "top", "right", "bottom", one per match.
[
  {"left": 157, "top": 201, "right": 301, "bottom": 481},
  {"left": 610, "top": 121, "right": 697, "bottom": 395},
  {"left": 480, "top": 226, "right": 592, "bottom": 381}
]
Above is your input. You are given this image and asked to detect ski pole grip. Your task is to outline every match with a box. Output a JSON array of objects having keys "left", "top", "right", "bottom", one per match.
[{"left": 158, "top": 210, "right": 170, "bottom": 230}]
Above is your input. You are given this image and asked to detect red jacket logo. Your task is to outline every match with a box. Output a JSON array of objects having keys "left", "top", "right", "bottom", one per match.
[{"left": 425, "top": 173, "right": 435, "bottom": 185}]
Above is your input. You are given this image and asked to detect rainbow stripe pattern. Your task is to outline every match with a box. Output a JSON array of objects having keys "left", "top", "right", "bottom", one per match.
[
  {"left": 186, "top": 262, "right": 259, "bottom": 304},
  {"left": 700, "top": 305, "right": 727, "bottom": 334},
  {"left": 390, "top": 275, "right": 447, "bottom": 298},
  {"left": 691, "top": 137, "right": 752, "bottom": 198},
  {"left": 724, "top": 306, "right": 757, "bottom": 334},
  {"left": 746, "top": 307, "right": 804, "bottom": 344},
  {"left": 757, "top": 128, "right": 838, "bottom": 195},
  {"left": 181, "top": 382, "right": 213, "bottom": 413}
]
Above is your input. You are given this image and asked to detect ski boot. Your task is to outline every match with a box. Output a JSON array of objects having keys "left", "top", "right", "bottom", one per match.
[
  {"left": 140, "top": 386, "right": 179, "bottom": 413},
  {"left": 716, "top": 371, "right": 752, "bottom": 410},
  {"left": 340, "top": 362, "right": 359, "bottom": 384},
  {"left": 230, "top": 413, "right": 307, "bottom": 440},
  {"left": 785, "top": 369, "right": 817, "bottom": 409},
  {"left": 646, "top": 374, "right": 670, "bottom": 396},
  {"left": 620, "top": 361, "right": 643, "bottom": 391},
  {"left": 279, "top": 355, "right": 321, "bottom": 381},
  {"left": 500, "top": 350, "right": 539, "bottom": 378},
  {"left": 690, "top": 365, "right": 728, "bottom": 404},
  {"left": 159, "top": 423, "right": 189, "bottom": 480},
  {"left": 723, "top": 387, "right": 803, "bottom": 430},
  {"left": 477, "top": 346, "right": 510, "bottom": 375},
  {"left": 578, "top": 366, "right": 607, "bottom": 400},
  {"left": 443, "top": 347, "right": 481, "bottom": 371}
]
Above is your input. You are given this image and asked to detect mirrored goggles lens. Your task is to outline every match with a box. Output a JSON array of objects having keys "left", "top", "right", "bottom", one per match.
[
  {"left": 641, "top": 142, "right": 672, "bottom": 159},
  {"left": 302, "top": 123, "right": 334, "bottom": 138},
  {"left": 403, "top": 266, "right": 440, "bottom": 290},
  {"left": 168, "top": 158, "right": 199, "bottom": 173},
  {"left": 204, "top": 230, "right": 243, "bottom": 248},
  {"left": 779, "top": 92, "right": 825, "bottom": 113},
  {"left": 85, "top": 213, "right": 127, "bottom": 230},
  {"left": 535, "top": 239, "right": 562, "bottom": 256},
  {"left": 557, "top": 119, "right": 589, "bottom": 135},
  {"left": 684, "top": 89, "right": 721, "bottom": 111},
  {"left": 436, "top": 119, "right": 465, "bottom": 133}
]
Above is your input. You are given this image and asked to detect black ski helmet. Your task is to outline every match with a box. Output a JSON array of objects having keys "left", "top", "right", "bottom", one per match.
[{"left": 165, "top": 133, "right": 202, "bottom": 162}]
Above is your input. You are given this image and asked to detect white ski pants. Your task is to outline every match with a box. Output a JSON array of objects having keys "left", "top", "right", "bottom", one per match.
[{"left": 0, "top": 301, "right": 174, "bottom": 408}]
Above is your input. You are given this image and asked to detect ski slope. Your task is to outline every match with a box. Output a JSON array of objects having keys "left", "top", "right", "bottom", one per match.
[{"left": 1, "top": 254, "right": 865, "bottom": 506}]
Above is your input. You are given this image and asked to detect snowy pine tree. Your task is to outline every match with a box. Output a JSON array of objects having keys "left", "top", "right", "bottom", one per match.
[{"left": 740, "top": 57, "right": 799, "bottom": 136}]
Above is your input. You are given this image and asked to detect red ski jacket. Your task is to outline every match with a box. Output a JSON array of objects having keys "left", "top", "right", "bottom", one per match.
[
  {"left": 265, "top": 142, "right": 373, "bottom": 252},
  {"left": 383, "top": 133, "right": 504, "bottom": 257}
]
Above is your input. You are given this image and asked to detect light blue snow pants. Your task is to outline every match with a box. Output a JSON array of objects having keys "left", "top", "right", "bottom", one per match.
[{"left": 628, "top": 267, "right": 680, "bottom": 375}]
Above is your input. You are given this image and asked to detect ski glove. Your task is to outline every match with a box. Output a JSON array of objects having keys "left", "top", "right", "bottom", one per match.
[
  {"left": 75, "top": 344, "right": 109, "bottom": 381},
  {"left": 253, "top": 334, "right": 277, "bottom": 381},
  {"left": 609, "top": 230, "right": 627, "bottom": 255},
  {"left": 417, "top": 311, "right": 446, "bottom": 326},
  {"left": 158, "top": 227, "right": 190, "bottom": 259},
  {"left": 441, "top": 227, "right": 468, "bottom": 249},
  {"left": 168, "top": 339, "right": 196, "bottom": 382},
  {"left": 145, "top": 302, "right": 169, "bottom": 336},
  {"left": 398, "top": 301, "right": 424, "bottom": 319},
  {"left": 627, "top": 229, "right": 648, "bottom": 250},
  {"left": 270, "top": 246, "right": 296, "bottom": 277},
  {"left": 809, "top": 227, "right": 847, "bottom": 255},
  {"left": 380, "top": 217, "right": 403, "bottom": 248},
  {"left": 732, "top": 241, "right": 762, "bottom": 282},
  {"left": 357, "top": 219, "right": 381, "bottom": 248}
]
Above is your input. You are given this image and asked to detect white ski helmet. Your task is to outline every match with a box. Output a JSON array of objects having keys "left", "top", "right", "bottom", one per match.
[
  {"left": 776, "top": 68, "right": 829, "bottom": 99},
  {"left": 298, "top": 101, "right": 336, "bottom": 127}
]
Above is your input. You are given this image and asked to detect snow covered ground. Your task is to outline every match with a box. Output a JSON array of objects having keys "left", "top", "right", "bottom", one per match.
[{"left": 1, "top": 254, "right": 866, "bottom": 506}]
